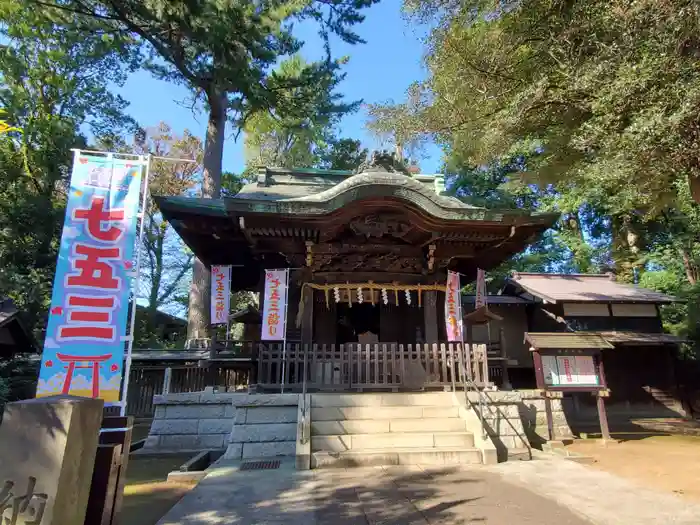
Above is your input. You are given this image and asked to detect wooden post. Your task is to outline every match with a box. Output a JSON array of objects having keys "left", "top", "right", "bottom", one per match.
[
  {"left": 596, "top": 392, "right": 611, "bottom": 440},
  {"left": 423, "top": 290, "right": 438, "bottom": 343},
  {"left": 301, "top": 285, "right": 313, "bottom": 344},
  {"left": 544, "top": 394, "right": 555, "bottom": 441},
  {"left": 499, "top": 326, "right": 511, "bottom": 389},
  {"left": 162, "top": 367, "right": 172, "bottom": 395}
]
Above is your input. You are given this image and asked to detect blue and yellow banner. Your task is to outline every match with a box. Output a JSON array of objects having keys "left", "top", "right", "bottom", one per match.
[{"left": 36, "top": 153, "right": 145, "bottom": 402}]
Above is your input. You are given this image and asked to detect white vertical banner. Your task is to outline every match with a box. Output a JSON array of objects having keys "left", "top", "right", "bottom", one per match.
[
  {"left": 211, "top": 265, "right": 231, "bottom": 325},
  {"left": 475, "top": 268, "right": 487, "bottom": 308},
  {"left": 261, "top": 269, "right": 289, "bottom": 340},
  {"left": 444, "top": 270, "right": 464, "bottom": 342}
]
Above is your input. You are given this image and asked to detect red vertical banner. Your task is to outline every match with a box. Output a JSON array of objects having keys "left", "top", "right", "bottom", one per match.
[{"left": 444, "top": 271, "right": 463, "bottom": 342}]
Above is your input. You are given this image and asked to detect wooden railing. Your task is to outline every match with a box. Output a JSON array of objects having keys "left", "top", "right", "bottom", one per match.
[{"left": 255, "top": 342, "right": 492, "bottom": 392}]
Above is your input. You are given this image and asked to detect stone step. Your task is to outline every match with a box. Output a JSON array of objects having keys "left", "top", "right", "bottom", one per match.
[
  {"left": 311, "top": 431, "right": 475, "bottom": 452},
  {"left": 311, "top": 392, "right": 457, "bottom": 408},
  {"left": 311, "top": 417, "right": 467, "bottom": 436},
  {"left": 311, "top": 405, "right": 460, "bottom": 421},
  {"left": 311, "top": 447, "right": 483, "bottom": 468}
]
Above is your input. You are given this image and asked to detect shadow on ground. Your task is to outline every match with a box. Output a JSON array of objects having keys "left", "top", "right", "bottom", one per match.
[{"left": 157, "top": 462, "right": 592, "bottom": 525}]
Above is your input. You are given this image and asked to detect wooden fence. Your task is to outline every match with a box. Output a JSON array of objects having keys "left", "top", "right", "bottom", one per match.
[
  {"left": 124, "top": 364, "right": 250, "bottom": 418},
  {"left": 257, "top": 342, "right": 493, "bottom": 392}
]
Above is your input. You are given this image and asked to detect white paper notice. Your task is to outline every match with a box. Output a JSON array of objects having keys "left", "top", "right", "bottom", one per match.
[
  {"left": 574, "top": 356, "right": 598, "bottom": 385},
  {"left": 541, "top": 355, "right": 560, "bottom": 386}
]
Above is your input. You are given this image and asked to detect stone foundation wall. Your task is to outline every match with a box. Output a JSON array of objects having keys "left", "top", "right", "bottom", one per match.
[
  {"left": 224, "top": 394, "right": 300, "bottom": 460},
  {"left": 143, "top": 391, "right": 241, "bottom": 451},
  {"left": 466, "top": 390, "right": 573, "bottom": 455},
  {"left": 518, "top": 390, "right": 573, "bottom": 445}
]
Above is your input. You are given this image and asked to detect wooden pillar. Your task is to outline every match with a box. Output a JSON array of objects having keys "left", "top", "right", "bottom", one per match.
[
  {"left": 544, "top": 394, "right": 556, "bottom": 441},
  {"left": 499, "top": 326, "right": 512, "bottom": 389},
  {"left": 424, "top": 290, "right": 438, "bottom": 343},
  {"left": 162, "top": 367, "right": 172, "bottom": 395},
  {"left": 596, "top": 392, "right": 611, "bottom": 440},
  {"left": 301, "top": 285, "right": 313, "bottom": 344}
]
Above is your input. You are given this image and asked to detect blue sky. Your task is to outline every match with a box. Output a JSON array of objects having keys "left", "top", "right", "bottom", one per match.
[{"left": 114, "top": 0, "right": 442, "bottom": 174}]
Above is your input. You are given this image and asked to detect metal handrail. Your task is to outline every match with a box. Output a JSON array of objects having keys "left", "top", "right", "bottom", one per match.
[{"left": 459, "top": 345, "right": 531, "bottom": 457}]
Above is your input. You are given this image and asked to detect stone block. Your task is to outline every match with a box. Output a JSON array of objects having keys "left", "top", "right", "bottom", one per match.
[
  {"left": 224, "top": 404, "right": 236, "bottom": 418},
  {"left": 142, "top": 435, "right": 161, "bottom": 449},
  {"left": 150, "top": 419, "right": 199, "bottom": 436},
  {"left": 154, "top": 393, "right": 201, "bottom": 405},
  {"left": 200, "top": 392, "right": 245, "bottom": 404},
  {"left": 230, "top": 423, "right": 297, "bottom": 443},
  {"left": 233, "top": 408, "right": 246, "bottom": 425},
  {"left": 242, "top": 441, "right": 296, "bottom": 458},
  {"left": 433, "top": 432, "right": 475, "bottom": 448},
  {"left": 159, "top": 435, "right": 200, "bottom": 450},
  {"left": 351, "top": 432, "right": 434, "bottom": 450},
  {"left": 312, "top": 420, "right": 389, "bottom": 435},
  {"left": 198, "top": 418, "right": 233, "bottom": 435},
  {"left": 0, "top": 395, "right": 104, "bottom": 525},
  {"left": 224, "top": 443, "right": 243, "bottom": 459},
  {"left": 390, "top": 418, "right": 465, "bottom": 433},
  {"left": 245, "top": 406, "right": 297, "bottom": 424},
  {"left": 154, "top": 406, "right": 166, "bottom": 419},
  {"left": 311, "top": 435, "right": 352, "bottom": 453},
  {"left": 232, "top": 394, "right": 299, "bottom": 407},
  {"left": 196, "top": 435, "right": 225, "bottom": 449},
  {"left": 422, "top": 407, "right": 459, "bottom": 418},
  {"left": 163, "top": 405, "right": 214, "bottom": 419}
]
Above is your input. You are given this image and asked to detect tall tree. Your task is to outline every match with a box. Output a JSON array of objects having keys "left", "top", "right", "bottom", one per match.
[
  {"left": 243, "top": 55, "right": 358, "bottom": 172},
  {"left": 135, "top": 123, "right": 202, "bottom": 344},
  {"left": 387, "top": 0, "right": 700, "bottom": 211},
  {"left": 40, "top": 0, "right": 378, "bottom": 339},
  {"left": 0, "top": 1, "right": 138, "bottom": 336}
]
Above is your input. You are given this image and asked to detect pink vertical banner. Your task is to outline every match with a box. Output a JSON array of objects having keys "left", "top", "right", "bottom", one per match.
[
  {"left": 210, "top": 265, "right": 231, "bottom": 325},
  {"left": 261, "top": 269, "right": 288, "bottom": 340},
  {"left": 444, "top": 270, "right": 463, "bottom": 342}
]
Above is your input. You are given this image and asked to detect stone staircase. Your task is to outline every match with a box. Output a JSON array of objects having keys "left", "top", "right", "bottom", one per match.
[{"left": 309, "top": 392, "right": 483, "bottom": 468}]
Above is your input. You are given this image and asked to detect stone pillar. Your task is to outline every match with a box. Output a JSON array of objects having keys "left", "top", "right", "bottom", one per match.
[
  {"left": 0, "top": 395, "right": 104, "bottom": 525},
  {"left": 423, "top": 291, "right": 438, "bottom": 343}
]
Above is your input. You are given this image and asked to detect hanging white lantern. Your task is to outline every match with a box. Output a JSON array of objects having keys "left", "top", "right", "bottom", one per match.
[
  {"left": 381, "top": 288, "right": 388, "bottom": 305},
  {"left": 405, "top": 289, "right": 411, "bottom": 305},
  {"left": 357, "top": 287, "right": 364, "bottom": 304},
  {"left": 333, "top": 286, "right": 341, "bottom": 303}
]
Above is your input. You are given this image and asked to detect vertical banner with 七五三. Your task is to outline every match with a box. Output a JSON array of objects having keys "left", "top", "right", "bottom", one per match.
[
  {"left": 444, "top": 270, "right": 463, "bottom": 342},
  {"left": 36, "top": 153, "right": 145, "bottom": 402},
  {"left": 210, "top": 265, "right": 231, "bottom": 325},
  {"left": 261, "top": 269, "right": 288, "bottom": 340}
]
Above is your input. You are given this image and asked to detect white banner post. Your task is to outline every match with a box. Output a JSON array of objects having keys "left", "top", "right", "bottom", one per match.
[
  {"left": 281, "top": 268, "right": 290, "bottom": 393},
  {"left": 121, "top": 154, "right": 151, "bottom": 417}
]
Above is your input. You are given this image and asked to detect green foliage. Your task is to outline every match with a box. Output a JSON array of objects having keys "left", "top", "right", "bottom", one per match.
[
  {"left": 0, "top": 357, "right": 37, "bottom": 413},
  {"left": 319, "top": 138, "right": 368, "bottom": 171},
  {"left": 0, "top": 1, "right": 139, "bottom": 338},
  {"left": 243, "top": 55, "right": 359, "bottom": 171}
]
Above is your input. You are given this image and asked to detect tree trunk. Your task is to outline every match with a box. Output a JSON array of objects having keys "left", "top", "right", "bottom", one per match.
[
  {"left": 680, "top": 247, "right": 699, "bottom": 285},
  {"left": 187, "top": 89, "right": 226, "bottom": 340}
]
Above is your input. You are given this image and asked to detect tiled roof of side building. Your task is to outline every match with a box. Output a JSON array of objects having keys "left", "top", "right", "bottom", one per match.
[{"left": 507, "top": 272, "right": 676, "bottom": 304}]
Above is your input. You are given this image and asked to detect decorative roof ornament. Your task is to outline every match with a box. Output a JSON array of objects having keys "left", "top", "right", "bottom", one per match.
[{"left": 354, "top": 150, "right": 411, "bottom": 175}]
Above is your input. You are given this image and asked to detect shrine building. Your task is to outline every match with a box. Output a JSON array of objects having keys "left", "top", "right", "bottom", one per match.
[{"left": 145, "top": 157, "right": 686, "bottom": 466}]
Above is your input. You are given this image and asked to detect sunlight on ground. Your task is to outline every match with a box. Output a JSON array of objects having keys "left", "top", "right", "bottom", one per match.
[
  {"left": 122, "top": 455, "right": 197, "bottom": 525},
  {"left": 565, "top": 434, "right": 700, "bottom": 501}
]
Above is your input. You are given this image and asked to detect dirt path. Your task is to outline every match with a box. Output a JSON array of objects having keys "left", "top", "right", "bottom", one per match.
[{"left": 565, "top": 434, "right": 700, "bottom": 501}]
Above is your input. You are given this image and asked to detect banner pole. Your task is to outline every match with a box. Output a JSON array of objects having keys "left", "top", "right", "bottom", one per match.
[
  {"left": 280, "top": 268, "right": 290, "bottom": 394},
  {"left": 120, "top": 154, "right": 151, "bottom": 416}
]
